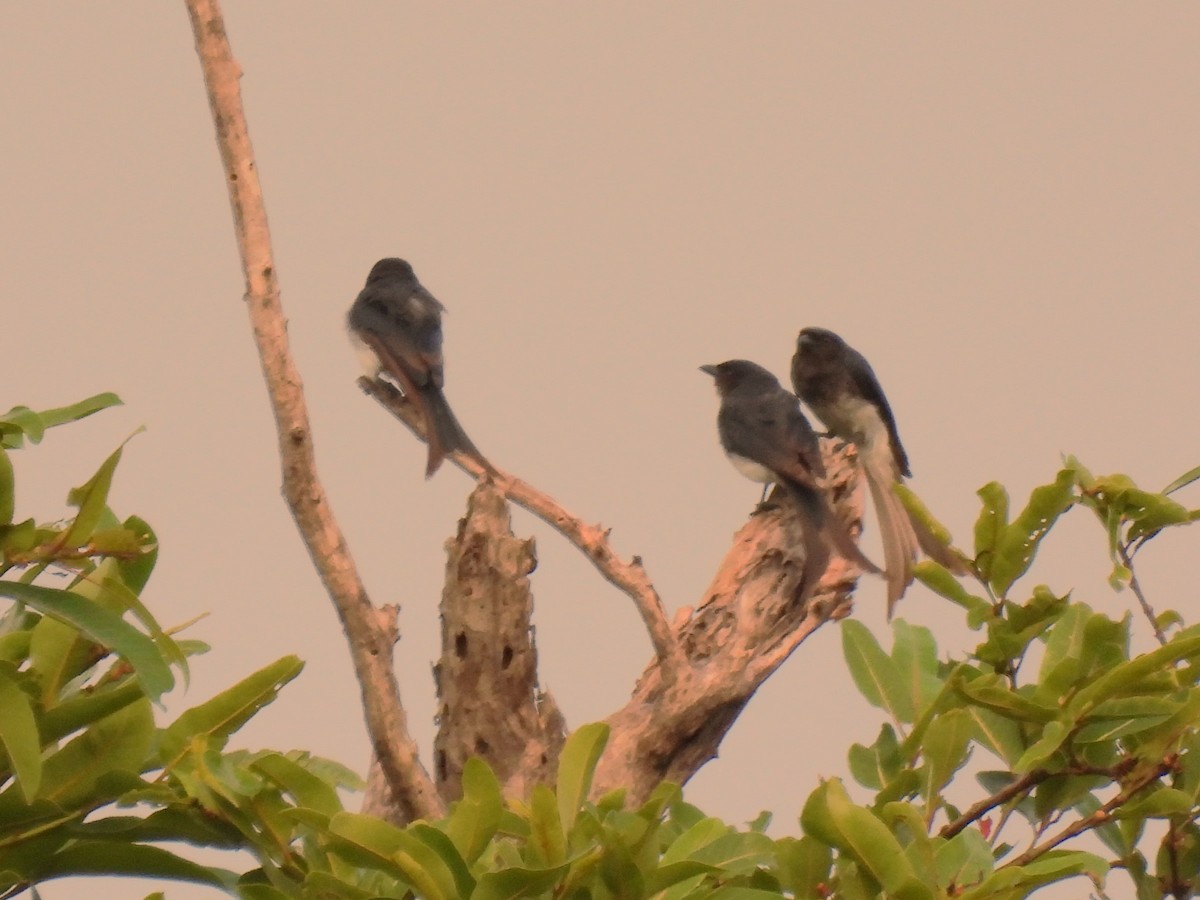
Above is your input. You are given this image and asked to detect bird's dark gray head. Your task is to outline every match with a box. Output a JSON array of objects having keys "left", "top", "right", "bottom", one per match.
[
  {"left": 365, "top": 258, "right": 416, "bottom": 286},
  {"left": 700, "top": 359, "right": 782, "bottom": 395},
  {"left": 796, "top": 327, "right": 848, "bottom": 362}
]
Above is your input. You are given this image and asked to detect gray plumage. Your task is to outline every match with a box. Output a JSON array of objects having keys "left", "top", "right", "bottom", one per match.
[
  {"left": 348, "top": 258, "right": 493, "bottom": 477},
  {"left": 702, "top": 359, "right": 881, "bottom": 598},
  {"left": 791, "top": 327, "right": 964, "bottom": 618}
]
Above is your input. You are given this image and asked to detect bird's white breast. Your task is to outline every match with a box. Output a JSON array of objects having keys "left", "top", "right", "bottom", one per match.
[
  {"left": 346, "top": 323, "right": 382, "bottom": 379},
  {"left": 728, "top": 453, "right": 775, "bottom": 484}
]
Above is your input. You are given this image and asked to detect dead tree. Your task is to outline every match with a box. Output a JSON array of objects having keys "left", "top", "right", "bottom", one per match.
[{"left": 187, "top": 0, "right": 870, "bottom": 823}]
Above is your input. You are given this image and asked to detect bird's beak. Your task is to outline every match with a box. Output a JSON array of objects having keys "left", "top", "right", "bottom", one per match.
[{"left": 699, "top": 364, "right": 718, "bottom": 377}]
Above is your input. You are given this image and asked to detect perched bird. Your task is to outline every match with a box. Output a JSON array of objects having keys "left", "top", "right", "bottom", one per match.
[
  {"left": 348, "top": 258, "right": 494, "bottom": 477},
  {"left": 701, "top": 359, "right": 881, "bottom": 597},
  {"left": 791, "top": 327, "right": 964, "bottom": 617}
]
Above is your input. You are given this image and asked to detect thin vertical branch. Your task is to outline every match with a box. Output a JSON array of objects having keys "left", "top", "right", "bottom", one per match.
[
  {"left": 1119, "top": 542, "right": 1167, "bottom": 646},
  {"left": 184, "top": 0, "right": 443, "bottom": 821}
]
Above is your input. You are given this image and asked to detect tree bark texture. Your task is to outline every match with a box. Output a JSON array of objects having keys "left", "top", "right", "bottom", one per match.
[
  {"left": 426, "top": 433, "right": 865, "bottom": 809},
  {"left": 434, "top": 483, "right": 565, "bottom": 802},
  {"left": 185, "top": 0, "right": 443, "bottom": 822}
]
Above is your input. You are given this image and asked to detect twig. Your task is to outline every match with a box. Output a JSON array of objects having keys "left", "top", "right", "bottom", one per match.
[
  {"left": 940, "top": 760, "right": 1134, "bottom": 840},
  {"left": 1119, "top": 541, "right": 1168, "bottom": 646},
  {"left": 940, "top": 769, "right": 1049, "bottom": 839},
  {"left": 359, "top": 377, "right": 686, "bottom": 681},
  {"left": 184, "top": 0, "right": 443, "bottom": 821},
  {"left": 1006, "top": 758, "right": 1175, "bottom": 867}
]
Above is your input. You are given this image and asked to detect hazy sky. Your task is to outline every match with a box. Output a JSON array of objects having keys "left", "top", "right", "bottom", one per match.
[{"left": 3, "top": 4, "right": 1198, "bottom": 897}]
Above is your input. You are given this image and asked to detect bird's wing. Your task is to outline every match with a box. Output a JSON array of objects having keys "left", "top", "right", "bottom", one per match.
[
  {"left": 739, "top": 393, "right": 825, "bottom": 489},
  {"left": 847, "top": 347, "right": 910, "bottom": 478},
  {"left": 350, "top": 289, "right": 444, "bottom": 389}
]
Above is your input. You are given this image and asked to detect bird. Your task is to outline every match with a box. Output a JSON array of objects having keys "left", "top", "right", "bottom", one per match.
[
  {"left": 791, "top": 327, "right": 964, "bottom": 617},
  {"left": 347, "top": 258, "right": 494, "bottom": 477},
  {"left": 701, "top": 359, "right": 881, "bottom": 598}
]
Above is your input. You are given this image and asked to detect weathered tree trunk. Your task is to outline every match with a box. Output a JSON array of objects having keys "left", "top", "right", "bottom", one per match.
[
  {"left": 428, "top": 442, "right": 865, "bottom": 809},
  {"left": 433, "top": 483, "right": 565, "bottom": 802}
]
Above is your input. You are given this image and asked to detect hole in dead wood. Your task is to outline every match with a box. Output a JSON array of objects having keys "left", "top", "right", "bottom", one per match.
[
  {"left": 501, "top": 645, "right": 513, "bottom": 669},
  {"left": 475, "top": 736, "right": 490, "bottom": 754},
  {"left": 436, "top": 749, "right": 446, "bottom": 782},
  {"left": 455, "top": 632, "right": 467, "bottom": 657}
]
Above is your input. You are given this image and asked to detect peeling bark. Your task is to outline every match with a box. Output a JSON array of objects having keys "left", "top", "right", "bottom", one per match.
[{"left": 593, "top": 443, "right": 864, "bottom": 803}]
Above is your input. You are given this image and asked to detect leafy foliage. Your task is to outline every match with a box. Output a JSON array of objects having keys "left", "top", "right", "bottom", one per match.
[
  {"left": 823, "top": 462, "right": 1200, "bottom": 898},
  {"left": 4, "top": 397, "right": 1199, "bottom": 899}
]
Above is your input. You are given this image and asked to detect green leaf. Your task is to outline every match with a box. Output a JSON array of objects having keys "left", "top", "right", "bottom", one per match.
[
  {"left": 237, "top": 885, "right": 292, "bottom": 900},
  {"left": 0, "top": 664, "right": 41, "bottom": 800},
  {"left": 251, "top": 751, "right": 342, "bottom": 816},
  {"left": 78, "top": 570, "right": 187, "bottom": 686},
  {"left": 69, "top": 808, "right": 244, "bottom": 848},
  {"left": 914, "top": 563, "right": 990, "bottom": 620},
  {"left": 989, "top": 468, "right": 1075, "bottom": 597},
  {"left": 8, "top": 699, "right": 153, "bottom": 813},
  {"left": 33, "top": 393, "right": 123, "bottom": 430},
  {"left": 20, "top": 840, "right": 235, "bottom": 890},
  {"left": 300, "top": 872, "right": 376, "bottom": 900},
  {"left": 526, "top": 783, "right": 566, "bottom": 867},
  {"left": 597, "top": 830, "right": 643, "bottom": 897},
  {"left": 894, "top": 484, "right": 960, "bottom": 557},
  {"left": 444, "top": 757, "right": 503, "bottom": 865},
  {"left": 841, "top": 619, "right": 913, "bottom": 723},
  {"left": 934, "top": 827, "right": 993, "bottom": 890},
  {"left": 472, "top": 863, "right": 570, "bottom": 900},
  {"left": 1162, "top": 465, "right": 1200, "bottom": 496},
  {"left": 62, "top": 437, "right": 135, "bottom": 548},
  {"left": 965, "top": 706, "right": 1025, "bottom": 768},
  {"left": 774, "top": 836, "right": 832, "bottom": 899},
  {"left": 921, "top": 709, "right": 973, "bottom": 802},
  {"left": 1014, "top": 720, "right": 1068, "bottom": 773},
  {"left": 643, "top": 860, "right": 720, "bottom": 895},
  {"left": 116, "top": 515, "right": 158, "bottom": 594},
  {"left": 661, "top": 817, "right": 731, "bottom": 864},
  {"left": 953, "top": 672, "right": 1057, "bottom": 724},
  {"left": 0, "top": 448, "right": 13, "bottom": 525},
  {"left": 689, "top": 830, "right": 775, "bottom": 873},
  {"left": 0, "top": 630, "right": 32, "bottom": 664},
  {"left": 408, "top": 823, "right": 476, "bottom": 900},
  {"left": 1067, "top": 634, "right": 1200, "bottom": 718},
  {"left": 38, "top": 678, "right": 145, "bottom": 746},
  {"left": 0, "top": 521, "right": 39, "bottom": 564},
  {"left": 1113, "top": 787, "right": 1194, "bottom": 820},
  {"left": 325, "top": 812, "right": 421, "bottom": 884},
  {"left": 0, "top": 406, "right": 44, "bottom": 446},
  {"left": 810, "top": 779, "right": 934, "bottom": 900},
  {"left": 1, "top": 581, "right": 173, "bottom": 705},
  {"left": 556, "top": 722, "right": 608, "bottom": 833},
  {"left": 972, "top": 482, "right": 1009, "bottom": 580},
  {"left": 159, "top": 655, "right": 302, "bottom": 764},
  {"left": 891, "top": 620, "right": 942, "bottom": 717},
  {"left": 1036, "top": 602, "right": 1090, "bottom": 699},
  {"left": 848, "top": 724, "right": 900, "bottom": 791},
  {"left": 1121, "top": 487, "right": 1193, "bottom": 542}
]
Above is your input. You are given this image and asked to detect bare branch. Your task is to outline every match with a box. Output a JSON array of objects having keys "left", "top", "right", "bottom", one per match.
[
  {"left": 941, "top": 769, "right": 1049, "bottom": 840},
  {"left": 359, "top": 376, "right": 686, "bottom": 681},
  {"left": 592, "top": 442, "right": 871, "bottom": 802},
  {"left": 1006, "top": 757, "right": 1176, "bottom": 868},
  {"left": 1119, "top": 541, "right": 1168, "bottom": 646},
  {"left": 184, "top": 0, "right": 442, "bottom": 821}
]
